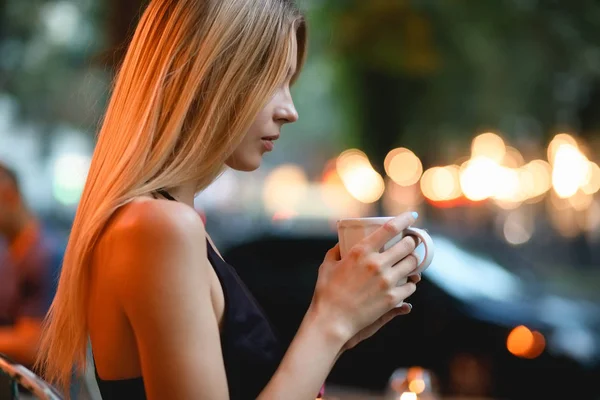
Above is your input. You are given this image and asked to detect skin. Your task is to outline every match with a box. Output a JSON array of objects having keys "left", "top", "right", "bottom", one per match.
[
  {"left": 225, "top": 30, "right": 299, "bottom": 172},
  {"left": 0, "top": 171, "right": 44, "bottom": 367},
  {"left": 88, "top": 33, "right": 422, "bottom": 399}
]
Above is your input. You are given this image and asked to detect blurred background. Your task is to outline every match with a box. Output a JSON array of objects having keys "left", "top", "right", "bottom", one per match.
[{"left": 1, "top": 0, "right": 600, "bottom": 399}]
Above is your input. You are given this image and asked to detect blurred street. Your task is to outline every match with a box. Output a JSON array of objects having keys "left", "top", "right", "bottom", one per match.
[{"left": 2, "top": 1, "right": 600, "bottom": 399}]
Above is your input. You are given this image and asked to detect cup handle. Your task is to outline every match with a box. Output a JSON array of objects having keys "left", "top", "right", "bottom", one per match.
[{"left": 404, "top": 227, "right": 435, "bottom": 273}]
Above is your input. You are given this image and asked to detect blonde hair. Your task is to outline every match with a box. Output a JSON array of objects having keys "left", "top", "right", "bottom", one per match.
[{"left": 36, "top": 0, "right": 306, "bottom": 392}]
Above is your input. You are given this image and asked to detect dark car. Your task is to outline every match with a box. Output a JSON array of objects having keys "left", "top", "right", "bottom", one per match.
[{"left": 220, "top": 225, "right": 600, "bottom": 400}]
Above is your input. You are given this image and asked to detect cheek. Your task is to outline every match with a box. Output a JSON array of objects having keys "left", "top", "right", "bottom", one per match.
[{"left": 250, "top": 107, "right": 272, "bottom": 132}]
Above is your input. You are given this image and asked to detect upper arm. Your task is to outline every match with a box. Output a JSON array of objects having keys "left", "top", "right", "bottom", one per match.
[{"left": 108, "top": 201, "right": 229, "bottom": 400}]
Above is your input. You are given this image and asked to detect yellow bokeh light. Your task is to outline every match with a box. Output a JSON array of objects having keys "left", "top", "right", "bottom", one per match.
[
  {"left": 408, "top": 378, "right": 426, "bottom": 394},
  {"left": 568, "top": 190, "right": 594, "bottom": 211},
  {"left": 471, "top": 132, "right": 506, "bottom": 163},
  {"left": 552, "top": 144, "right": 591, "bottom": 198},
  {"left": 582, "top": 162, "right": 600, "bottom": 195},
  {"left": 320, "top": 169, "right": 360, "bottom": 215},
  {"left": 262, "top": 164, "right": 308, "bottom": 214},
  {"left": 336, "top": 149, "right": 385, "bottom": 204},
  {"left": 420, "top": 165, "right": 462, "bottom": 202},
  {"left": 342, "top": 165, "right": 385, "bottom": 204},
  {"left": 460, "top": 157, "right": 499, "bottom": 201},
  {"left": 521, "top": 160, "right": 552, "bottom": 201},
  {"left": 384, "top": 148, "right": 423, "bottom": 186},
  {"left": 336, "top": 148, "right": 370, "bottom": 175},
  {"left": 399, "top": 393, "right": 417, "bottom": 400},
  {"left": 503, "top": 146, "right": 525, "bottom": 168},
  {"left": 492, "top": 166, "right": 521, "bottom": 202},
  {"left": 548, "top": 133, "right": 578, "bottom": 165}
]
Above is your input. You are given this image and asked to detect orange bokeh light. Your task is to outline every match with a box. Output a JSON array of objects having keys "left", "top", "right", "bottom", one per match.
[
  {"left": 506, "top": 325, "right": 546, "bottom": 359},
  {"left": 408, "top": 378, "right": 425, "bottom": 394}
]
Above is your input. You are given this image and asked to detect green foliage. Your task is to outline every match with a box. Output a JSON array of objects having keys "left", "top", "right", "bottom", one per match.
[
  {"left": 316, "top": 0, "right": 600, "bottom": 160},
  {"left": 0, "top": 0, "right": 107, "bottom": 128}
]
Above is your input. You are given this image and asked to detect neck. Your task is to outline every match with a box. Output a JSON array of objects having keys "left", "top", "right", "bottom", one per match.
[{"left": 164, "top": 183, "right": 197, "bottom": 207}]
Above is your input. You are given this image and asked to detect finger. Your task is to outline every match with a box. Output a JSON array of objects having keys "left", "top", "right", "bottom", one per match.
[
  {"left": 380, "top": 307, "right": 402, "bottom": 325},
  {"left": 380, "top": 235, "right": 419, "bottom": 266},
  {"left": 407, "top": 234, "right": 421, "bottom": 246},
  {"left": 395, "top": 302, "right": 413, "bottom": 314},
  {"left": 408, "top": 273, "right": 421, "bottom": 284},
  {"left": 364, "top": 212, "right": 417, "bottom": 251},
  {"left": 389, "top": 281, "right": 417, "bottom": 309},
  {"left": 385, "top": 253, "right": 419, "bottom": 284},
  {"left": 324, "top": 243, "right": 341, "bottom": 262}
]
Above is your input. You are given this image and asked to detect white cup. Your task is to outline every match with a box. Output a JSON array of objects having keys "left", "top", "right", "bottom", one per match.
[{"left": 337, "top": 217, "right": 435, "bottom": 279}]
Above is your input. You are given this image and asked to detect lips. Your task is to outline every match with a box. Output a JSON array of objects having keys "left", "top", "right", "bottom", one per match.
[
  {"left": 261, "top": 135, "right": 280, "bottom": 141},
  {"left": 262, "top": 139, "right": 275, "bottom": 151},
  {"left": 261, "top": 135, "right": 279, "bottom": 152}
]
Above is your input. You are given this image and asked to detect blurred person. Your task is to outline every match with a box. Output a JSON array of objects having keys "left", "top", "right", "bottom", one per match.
[
  {"left": 36, "top": 1, "right": 422, "bottom": 399},
  {"left": 0, "top": 163, "right": 60, "bottom": 368}
]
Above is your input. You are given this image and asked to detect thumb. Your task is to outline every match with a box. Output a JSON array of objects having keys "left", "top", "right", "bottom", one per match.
[{"left": 324, "top": 243, "right": 341, "bottom": 262}]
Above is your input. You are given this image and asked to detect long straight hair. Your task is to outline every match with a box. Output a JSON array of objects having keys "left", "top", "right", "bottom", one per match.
[{"left": 36, "top": 0, "right": 306, "bottom": 391}]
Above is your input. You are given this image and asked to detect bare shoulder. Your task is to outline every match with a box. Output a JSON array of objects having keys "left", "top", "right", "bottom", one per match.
[
  {"left": 96, "top": 199, "right": 229, "bottom": 398},
  {"left": 108, "top": 198, "right": 205, "bottom": 245},
  {"left": 99, "top": 198, "right": 209, "bottom": 300}
]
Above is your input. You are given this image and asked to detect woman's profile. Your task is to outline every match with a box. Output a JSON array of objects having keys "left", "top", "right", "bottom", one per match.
[{"left": 36, "top": 0, "right": 422, "bottom": 399}]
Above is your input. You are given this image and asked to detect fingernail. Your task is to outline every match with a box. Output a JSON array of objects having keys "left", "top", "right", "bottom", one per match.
[
  {"left": 411, "top": 212, "right": 419, "bottom": 220},
  {"left": 406, "top": 302, "right": 413, "bottom": 310}
]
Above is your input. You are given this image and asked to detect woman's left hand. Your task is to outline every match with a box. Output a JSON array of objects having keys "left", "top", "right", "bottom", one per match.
[{"left": 341, "top": 273, "right": 421, "bottom": 352}]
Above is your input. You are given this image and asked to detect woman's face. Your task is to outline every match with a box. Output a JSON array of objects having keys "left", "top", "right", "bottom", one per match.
[{"left": 225, "top": 34, "right": 299, "bottom": 171}]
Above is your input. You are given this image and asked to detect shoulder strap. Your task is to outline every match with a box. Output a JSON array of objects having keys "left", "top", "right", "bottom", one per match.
[{"left": 155, "top": 189, "right": 177, "bottom": 201}]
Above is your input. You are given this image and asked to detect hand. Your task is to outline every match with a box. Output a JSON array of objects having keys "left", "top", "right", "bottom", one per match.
[
  {"left": 309, "top": 212, "right": 420, "bottom": 345},
  {"left": 341, "top": 272, "right": 421, "bottom": 352}
]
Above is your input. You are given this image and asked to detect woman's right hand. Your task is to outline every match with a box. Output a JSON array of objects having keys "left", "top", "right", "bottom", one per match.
[{"left": 309, "top": 212, "right": 420, "bottom": 345}]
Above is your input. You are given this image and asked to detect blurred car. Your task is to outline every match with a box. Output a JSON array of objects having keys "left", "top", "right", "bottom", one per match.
[{"left": 218, "top": 219, "right": 600, "bottom": 400}]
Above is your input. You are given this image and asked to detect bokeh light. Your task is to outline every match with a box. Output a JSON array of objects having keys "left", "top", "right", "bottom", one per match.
[
  {"left": 421, "top": 165, "right": 462, "bottom": 202},
  {"left": 502, "top": 211, "right": 534, "bottom": 245},
  {"left": 52, "top": 153, "right": 91, "bottom": 206},
  {"left": 521, "top": 160, "right": 553, "bottom": 202},
  {"left": 262, "top": 164, "right": 308, "bottom": 215},
  {"left": 408, "top": 378, "right": 425, "bottom": 394},
  {"left": 551, "top": 143, "right": 591, "bottom": 198},
  {"left": 471, "top": 132, "right": 506, "bottom": 163},
  {"left": 460, "top": 157, "right": 499, "bottom": 201},
  {"left": 399, "top": 392, "right": 417, "bottom": 400},
  {"left": 384, "top": 147, "right": 423, "bottom": 186},
  {"left": 336, "top": 149, "right": 385, "bottom": 204},
  {"left": 507, "top": 325, "right": 546, "bottom": 359},
  {"left": 547, "top": 133, "right": 578, "bottom": 165}
]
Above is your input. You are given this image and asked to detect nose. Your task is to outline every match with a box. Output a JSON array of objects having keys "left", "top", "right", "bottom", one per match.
[{"left": 274, "top": 88, "right": 299, "bottom": 124}]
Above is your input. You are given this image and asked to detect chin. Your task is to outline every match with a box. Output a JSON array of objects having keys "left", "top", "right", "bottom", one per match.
[{"left": 225, "top": 155, "right": 262, "bottom": 172}]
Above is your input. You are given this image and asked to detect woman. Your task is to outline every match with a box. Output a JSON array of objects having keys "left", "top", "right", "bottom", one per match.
[{"left": 36, "top": 0, "right": 422, "bottom": 399}]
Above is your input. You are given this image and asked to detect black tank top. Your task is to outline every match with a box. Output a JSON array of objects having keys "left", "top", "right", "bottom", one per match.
[{"left": 94, "top": 190, "right": 284, "bottom": 399}]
